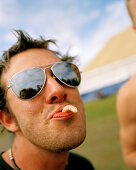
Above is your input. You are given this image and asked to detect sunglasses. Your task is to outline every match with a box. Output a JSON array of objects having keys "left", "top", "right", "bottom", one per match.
[{"left": 7, "top": 62, "right": 81, "bottom": 100}]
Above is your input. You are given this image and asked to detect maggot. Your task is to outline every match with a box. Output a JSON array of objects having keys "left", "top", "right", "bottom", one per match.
[{"left": 62, "top": 105, "right": 78, "bottom": 113}]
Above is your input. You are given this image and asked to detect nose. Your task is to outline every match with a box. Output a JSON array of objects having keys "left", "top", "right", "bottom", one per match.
[{"left": 44, "top": 75, "right": 66, "bottom": 104}]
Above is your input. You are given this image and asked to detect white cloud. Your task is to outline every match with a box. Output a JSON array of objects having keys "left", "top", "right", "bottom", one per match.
[
  {"left": 74, "top": 1, "right": 132, "bottom": 69},
  {"left": 54, "top": 1, "right": 131, "bottom": 70},
  {"left": 0, "top": 0, "right": 131, "bottom": 71},
  {"left": 0, "top": 0, "right": 18, "bottom": 26},
  {"left": 2, "top": 5, "right": 101, "bottom": 66}
]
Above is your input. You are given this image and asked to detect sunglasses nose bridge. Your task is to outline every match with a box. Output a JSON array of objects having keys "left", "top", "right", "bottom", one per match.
[
  {"left": 43, "top": 66, "right": 52, "bottom": 69},
  {"left": 42, "top": 65, "right": 53, "bottom": 77}
]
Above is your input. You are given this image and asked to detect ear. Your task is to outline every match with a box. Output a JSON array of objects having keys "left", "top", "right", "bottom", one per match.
[{"left": 0, "top": 109, "right": 19, "bottom": 133}]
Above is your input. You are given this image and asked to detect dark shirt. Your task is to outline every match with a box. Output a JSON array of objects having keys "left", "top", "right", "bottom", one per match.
[
  {"left": 66, "top": 152, "right": 95, "bottom": 170},
  {"left": 0, "top": 152, "right": 94, "bottom": 170}
]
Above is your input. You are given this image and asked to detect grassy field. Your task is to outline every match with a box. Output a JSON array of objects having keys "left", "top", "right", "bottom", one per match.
[
  {"left": 73, "top": 93, "right": 131, "bottom": 170},
  {"left": 0, "top": 93, "right": 131, "bottom": 169}
]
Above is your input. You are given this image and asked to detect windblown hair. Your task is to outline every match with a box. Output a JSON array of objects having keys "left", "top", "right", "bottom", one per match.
[{"left": 0, "top": 30, "right": 76, "bottom": 114}]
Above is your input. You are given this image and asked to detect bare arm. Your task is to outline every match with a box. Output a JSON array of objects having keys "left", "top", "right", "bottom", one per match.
[{"left": 117, "top": 76, "right": 136, "bottom": 169}]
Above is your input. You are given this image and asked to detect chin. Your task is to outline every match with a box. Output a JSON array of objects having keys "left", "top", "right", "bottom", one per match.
[{"left": 47, "top": 132, "right": 86, "bottom": 153}]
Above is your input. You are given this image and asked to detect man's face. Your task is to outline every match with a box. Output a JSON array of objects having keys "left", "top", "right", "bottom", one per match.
[{"left": 3, "top": 48, "right": 86, "bottom": 152}]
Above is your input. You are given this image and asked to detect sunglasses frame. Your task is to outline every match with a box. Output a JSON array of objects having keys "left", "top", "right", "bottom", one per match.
[{"left": 7, "top": 62, "right": 81, "bottom": 100}]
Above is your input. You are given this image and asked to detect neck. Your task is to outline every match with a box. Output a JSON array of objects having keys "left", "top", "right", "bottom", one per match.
[{"left": 3, "top": 134, "right": 69, "bottom": 170}]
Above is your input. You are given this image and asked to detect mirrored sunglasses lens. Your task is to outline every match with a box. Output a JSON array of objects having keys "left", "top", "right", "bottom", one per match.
[
  {"left": 52, "top": 62, "right": 81, "bottom": 87},
  {"left": 10, "top": 68, "right": 45, "bottom": 99}
]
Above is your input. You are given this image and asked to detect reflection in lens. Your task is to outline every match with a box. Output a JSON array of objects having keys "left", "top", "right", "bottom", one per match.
[
  {"left": 61, "top": 77, "right": 80, "bottom": 86},
  {"left": 19, "top": 86, "right": 42, "bottom": 99},
  {"left": 52, "top": 62, "right": 81, "bottom": 87},
  {"left": 10, "top": 68, "right": 45, "bottom": 99}
]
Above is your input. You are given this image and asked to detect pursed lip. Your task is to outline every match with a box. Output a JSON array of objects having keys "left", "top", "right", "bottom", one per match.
[{"left": 48, "top": 104, "right": 75, "bottom": 120}]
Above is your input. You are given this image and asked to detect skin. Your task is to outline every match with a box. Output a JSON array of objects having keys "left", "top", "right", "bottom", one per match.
[
  {"left": 127, "top": 0, "right": 136, "bottom": 28},
  {"left": 117, "top": 0, "right": 136, "bottom": 169},
  {"left": 0, "top": 48, "right": 86, "bottom": 170},
  {"left": 117, "top": 75, "right": 136, "bottom": 169}
]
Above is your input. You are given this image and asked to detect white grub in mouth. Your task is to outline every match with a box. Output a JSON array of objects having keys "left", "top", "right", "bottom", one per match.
[{"left": 62, "top": 105, "right": 78, "bottom": 113}]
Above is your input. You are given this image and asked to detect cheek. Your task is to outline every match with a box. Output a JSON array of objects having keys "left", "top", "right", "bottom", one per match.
[
  {"left": 7, "top": 95, "right": 45, "bottom": 119},
  {"left": 68, "top": 88, "right": 83, "bottom": 106},
  {"left": 67, "top": 88, "right": 85, "bottom": 117},
  {"left": 8, "top": 99, "right": 45, "bottom": 132}
]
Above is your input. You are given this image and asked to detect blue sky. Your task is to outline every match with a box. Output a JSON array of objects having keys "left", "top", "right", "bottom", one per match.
[{"left": 0, "top": 0, "right": 131, "bottom": 70}]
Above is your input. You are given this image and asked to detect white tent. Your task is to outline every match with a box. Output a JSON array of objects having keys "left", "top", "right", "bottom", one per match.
[
  {"left": 79, "top": 26, "right": 136, "bottom": 101},
  {"left": 79, "top": 55, "right": 136, "bottom": 95}
]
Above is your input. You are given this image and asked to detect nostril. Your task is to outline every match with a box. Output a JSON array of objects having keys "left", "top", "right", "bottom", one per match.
[
  {"left": 51, "top": 96, "right": 57, "bottom": 101},
  {"left": 51, "top": 95, "right": 66, "bottom": 103}
]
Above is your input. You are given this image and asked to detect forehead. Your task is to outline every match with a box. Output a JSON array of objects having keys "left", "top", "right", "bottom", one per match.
[
  {"left": 2, "top": 48, "right": 61, "bottom": 86},
  {"left": 9, "top": 48, "right": 61, "bottom": 71},
  {"left": 10, "top": 48, "right": 61, "bottom": 70}
]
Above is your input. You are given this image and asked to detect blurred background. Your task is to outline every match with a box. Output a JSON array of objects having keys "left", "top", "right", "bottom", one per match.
[{"left": 0, "top": 0, "right": 135, "bottom": 169}]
